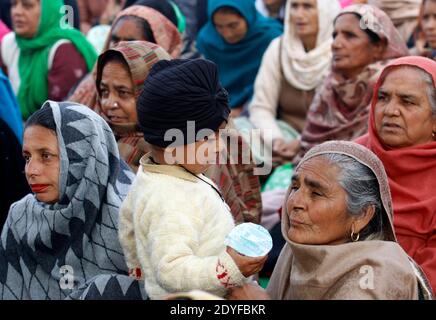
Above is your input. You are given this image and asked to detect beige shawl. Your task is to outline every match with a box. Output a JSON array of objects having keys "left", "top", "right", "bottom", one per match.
[{"left": 266, "top": 141, "right": 426, "bottom": 300}]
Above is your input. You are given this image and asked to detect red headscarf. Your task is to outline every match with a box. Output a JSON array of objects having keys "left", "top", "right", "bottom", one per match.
[{"left": 356, "top": 56, "right": 436, "bottom": 293}]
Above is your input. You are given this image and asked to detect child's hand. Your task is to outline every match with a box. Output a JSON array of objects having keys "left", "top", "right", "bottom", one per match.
[{"left": 226, "top": 247, "right": 268, "bottom": 277}]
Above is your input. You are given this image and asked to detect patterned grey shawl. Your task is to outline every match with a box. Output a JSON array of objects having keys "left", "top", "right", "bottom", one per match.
[{"left": 0, "top": 101, "right": 137, "bottom": 299}]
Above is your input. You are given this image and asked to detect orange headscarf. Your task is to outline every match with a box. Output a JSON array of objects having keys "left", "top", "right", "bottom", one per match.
[{"left": 356, "top": 56, "right": 436, "bottom": 293}]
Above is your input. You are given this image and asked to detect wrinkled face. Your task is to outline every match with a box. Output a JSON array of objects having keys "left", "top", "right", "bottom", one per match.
[
  {"left": 375, "top": 67, "right": 436, "bottom": 149},
  {"left": 332, "top": 14, "right": 383, "bottom": 79},
  {"left": 290, "top": 0, "right": 318, "bottom": 41},
  {"left": 11, "top": 0, "right": 41, "bottom": 38},
  {"left": 213, "top": 10, "right": 248, "bottom": 44},
  {"left": 23, "top": 125, "right": 60, "bottom": 204},
  {"left": 109, "top": 18, "right": 147, "bottom": 48},
  {"left": 99, "top": 60, "right": 137, "bottom": 124},
  {"left": 422, "top": 0, "right": 436, "bottom": 49},
  {"left": 286, "top": 156, "right": 354, "bottom": 245}
]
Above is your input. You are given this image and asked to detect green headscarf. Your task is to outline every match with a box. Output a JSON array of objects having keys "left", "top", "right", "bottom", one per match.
[{"left": 16, "top": 0, "right": 97, "bottom": 119}]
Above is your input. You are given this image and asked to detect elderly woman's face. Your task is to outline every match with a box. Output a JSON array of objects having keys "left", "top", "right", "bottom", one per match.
[
  {"left": 11, "top": 0, "right": 41, "bottom": 38},
  {"left": 332, "top": 14, "right": 384, "bottom": 79},
  {"left": 286, "top": 156, "right": 354, "bottom": 245},
  {"left": 99, "top": 60, "right": 137, "bottom": 124},
  {"left": 23, "top": 125, "right": 60, "bottom": 204},
  {"left": 375, "top": 67, "right": 436, "bottom": 149},
  {"left": 422, "top": 0, "right": 436, "bottom": 49}
]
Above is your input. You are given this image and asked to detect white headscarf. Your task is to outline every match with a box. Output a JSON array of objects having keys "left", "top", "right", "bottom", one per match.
[{"left": 281, "top": 0, "right": 341, "bottom": 90}]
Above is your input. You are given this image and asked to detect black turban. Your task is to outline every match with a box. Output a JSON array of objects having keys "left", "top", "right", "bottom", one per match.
[{"left": 137, "top": 59, "right": 230, "bottom": 148}]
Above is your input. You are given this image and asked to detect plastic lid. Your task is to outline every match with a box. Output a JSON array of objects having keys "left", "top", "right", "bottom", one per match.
[{"left": 225, "top": 223, "right": 273, "bottom": 258}]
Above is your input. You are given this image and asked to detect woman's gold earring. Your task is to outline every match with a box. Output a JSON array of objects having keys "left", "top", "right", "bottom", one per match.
[
  {"left": 432, "top": 132, "right": 435, "bottom": 140},
  {"left": 350, "top": 225, "right": 360, "bottom": 242}
]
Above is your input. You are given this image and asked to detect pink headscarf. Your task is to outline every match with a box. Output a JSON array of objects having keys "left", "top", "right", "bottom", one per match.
[
  {"left": 105, "top": 5, "right": 182, "bottom": 58},
  {"left": 340, "top": 0, "right": 354, "bottom": 7}
]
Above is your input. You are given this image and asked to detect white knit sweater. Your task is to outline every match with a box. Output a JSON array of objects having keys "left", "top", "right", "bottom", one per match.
[{"left": 119, "top": 156, "right": 247, "bottom": 300}]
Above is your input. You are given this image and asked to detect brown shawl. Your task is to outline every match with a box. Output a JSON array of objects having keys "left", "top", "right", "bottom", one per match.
[
  {"left": 267, "top": 141, "right": 424, "bottom": 300},
  {"left": 295, "top": 4, "right": 409, "bottom": 163}
]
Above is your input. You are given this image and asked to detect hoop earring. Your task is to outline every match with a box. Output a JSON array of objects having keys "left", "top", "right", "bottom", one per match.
[{"left": 351, "top": 225, "right": 360, "bottom": 242}]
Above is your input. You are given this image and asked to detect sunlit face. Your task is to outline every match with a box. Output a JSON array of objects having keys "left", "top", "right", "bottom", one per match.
[
  {"left": 286, "top": 156, "right": 355, "bottom": 245},
  {"left": 109, "top": 18, "right": 148, "bottom": 48},
  {"left": 332, "top": 14, "right": 384, "bottom": 79},
  {"left": 99, "top": 60, "right": 137, "bottom": 124},
  {"left": 422, "top": 0, "right": 436, "bottom": 49},
  {"left": 11, "top": 0, "right": 41, "bottom": 38},
  {"left": 213, "top": 10, "right": 248, "bottom": 44},
  {"left": 23, "top": 125, "right": 60, "bottom": 204},
  {"left": 375, "top": 67, "right": 436, "bottom": 149},
  {"left": 290, "top": 0, "right": 318, "bottom": 41}
]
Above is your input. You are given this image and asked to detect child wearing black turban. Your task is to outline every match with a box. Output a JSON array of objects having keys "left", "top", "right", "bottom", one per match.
[{"left": 119, "top": 59, "right": 267, "bottom": 299}]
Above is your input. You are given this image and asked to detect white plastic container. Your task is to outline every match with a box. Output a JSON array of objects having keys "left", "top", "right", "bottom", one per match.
[{"left": 225, "top": 223, "right": 273, "bottom": 257}]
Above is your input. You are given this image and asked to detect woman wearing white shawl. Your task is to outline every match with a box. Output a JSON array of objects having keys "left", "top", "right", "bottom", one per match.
[{"left": 238, "top": 0, "right": 341, "bottom": 164}]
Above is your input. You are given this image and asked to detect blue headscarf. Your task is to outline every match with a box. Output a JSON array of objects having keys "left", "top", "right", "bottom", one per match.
[
  {"left": 0, "top": 69, "right": 23, "bottom": 144},
  {"left": 197, "top": 0, "right": 282, "bottom": 109}
]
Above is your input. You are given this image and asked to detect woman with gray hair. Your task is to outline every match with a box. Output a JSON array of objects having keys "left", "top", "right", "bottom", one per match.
[
  {"left": 356, "top": 56, "right": 436, "bottom": 294},
  {"left": 227, "top": 141, "right": 433, "bottom": 299}
]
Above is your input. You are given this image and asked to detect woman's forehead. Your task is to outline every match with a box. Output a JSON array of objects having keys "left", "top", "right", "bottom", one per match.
[
  {"left": 380, "top": 67, "right": 429, "bottom": 96},
  {"left": 295, "top": 156, "right": 340, "bottom": 185},
  {"left": 23, "top": 125, "right": 58, "bottom": 149}
]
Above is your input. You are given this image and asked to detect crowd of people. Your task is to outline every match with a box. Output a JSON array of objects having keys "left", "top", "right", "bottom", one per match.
[{"left": 0, "top": 0, "right": 435, "bottom": 300}]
